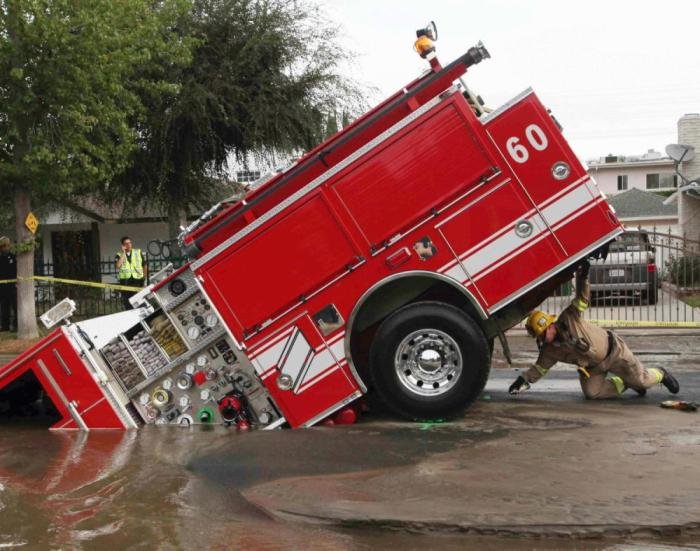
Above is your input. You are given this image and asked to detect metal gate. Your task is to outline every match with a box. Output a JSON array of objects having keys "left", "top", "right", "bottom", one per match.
[{"left": 536, "top": 229, "right": 700, "bottom": 327}]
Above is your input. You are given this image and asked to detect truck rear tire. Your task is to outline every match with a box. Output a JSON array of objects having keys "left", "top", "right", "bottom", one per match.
[{"left": 369, "top": 301, "right": 490, "bottom": 421}]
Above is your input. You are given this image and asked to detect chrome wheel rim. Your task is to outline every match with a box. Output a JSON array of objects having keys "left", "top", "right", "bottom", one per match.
[{"left": 394, "top": 328, "right": 462, "bottom": 396}]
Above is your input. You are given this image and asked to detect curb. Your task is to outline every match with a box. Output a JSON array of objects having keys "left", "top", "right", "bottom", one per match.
[
  {"left": 507, "top": 327, "right": 700, "bottom": 337},
  {"left": 247, "top": 503, "right": 700, "bottom": 540}
]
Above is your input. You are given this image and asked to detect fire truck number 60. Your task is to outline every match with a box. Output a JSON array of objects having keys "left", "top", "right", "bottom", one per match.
[{"left": 505, "top": 124, "right": 548, "bottom": 164}]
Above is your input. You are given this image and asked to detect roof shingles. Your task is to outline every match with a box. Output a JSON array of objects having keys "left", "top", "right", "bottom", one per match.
[{"left": 608, "top": 188, "right": 678, "bottom": 218}]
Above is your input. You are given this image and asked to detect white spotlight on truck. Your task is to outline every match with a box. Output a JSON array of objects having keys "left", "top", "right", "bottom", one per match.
[{"left": 40, "top": 298, "right": 77, "bottom": 329}]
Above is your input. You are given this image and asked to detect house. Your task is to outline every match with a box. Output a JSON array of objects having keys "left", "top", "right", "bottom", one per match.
[
  {"left": 607, "top": 188, "right": 678, "bottom": 234},
  {"left": 587, "top": 150, "right": 678, "bottom": 197},
  {"left": 37, "top": 198, "right": 172, "bottom": 284}
]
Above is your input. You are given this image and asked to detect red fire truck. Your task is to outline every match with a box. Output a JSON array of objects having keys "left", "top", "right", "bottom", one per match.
[{"left": 0, "top": 28, "right": 623, "bottom": 430}]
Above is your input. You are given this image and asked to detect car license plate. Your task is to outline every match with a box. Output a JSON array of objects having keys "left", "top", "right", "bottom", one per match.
[{"left": 608, "top": 269, "right": 625, "bottom": 277}]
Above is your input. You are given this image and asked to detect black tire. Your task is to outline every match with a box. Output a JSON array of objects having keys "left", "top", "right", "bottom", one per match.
[{"left": 369, "top": 301, "right": 490, "bottom": 421}]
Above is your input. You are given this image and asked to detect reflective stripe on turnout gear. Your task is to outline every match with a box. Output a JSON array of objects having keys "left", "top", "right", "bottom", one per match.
[
  {"left": 534, "top": 364, "right": 549, "bottom": 377},
  {"left": 117, "top": 249, "right": 144, "bottom": 280},
  {"left": 609, "top": 375, "right": 625, "bottom": 395},
  {"left": 648, "top": 368, "right": 664, "bottom": 385},
  {"left": 572, "top": 297, "right": 588, "bottom": 312}
]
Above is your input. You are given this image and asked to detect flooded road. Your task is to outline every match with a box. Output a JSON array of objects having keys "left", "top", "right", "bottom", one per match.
[
  {"left": 0, "top": 423, "right": 478, "bottom": 549},
  {"left": 1, "top": 422, "right": 699, "bottom": 550}
]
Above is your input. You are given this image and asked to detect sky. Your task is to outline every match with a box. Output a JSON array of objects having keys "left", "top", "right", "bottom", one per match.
[{"left": 324, "top": 0, "right": 700, "bottom": 163}]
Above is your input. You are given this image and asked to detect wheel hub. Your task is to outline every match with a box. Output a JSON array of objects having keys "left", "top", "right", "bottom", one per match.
[{"left": 394, "top": 329, "right": 462, "bottom": 397}]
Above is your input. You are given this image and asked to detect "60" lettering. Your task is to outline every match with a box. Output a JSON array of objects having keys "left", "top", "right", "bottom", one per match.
[{"left": 505, "top": 124, "right": 548, "bottom": 164}]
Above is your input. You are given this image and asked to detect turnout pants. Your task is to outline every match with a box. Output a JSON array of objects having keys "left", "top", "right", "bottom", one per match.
[{"left": 578, "top": 333, "right": 661, "bottom": 399}]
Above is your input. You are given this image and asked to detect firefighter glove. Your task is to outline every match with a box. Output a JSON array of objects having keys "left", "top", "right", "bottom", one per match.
[
  {"left": 509, "top": 376, "right": 530, "bottom": 395},
  {"left": 578, "top": 259, "right": 590, "bottom": 278}
]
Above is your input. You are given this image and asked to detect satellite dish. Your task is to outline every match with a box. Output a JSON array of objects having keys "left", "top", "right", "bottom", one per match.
[{"left": 666, "top": 143, "right": 695, "bottom": 163}]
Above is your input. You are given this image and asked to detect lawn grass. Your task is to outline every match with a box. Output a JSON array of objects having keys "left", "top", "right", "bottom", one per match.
[{"left": 680, "top": 293, "right": 700, "bottom": 308}]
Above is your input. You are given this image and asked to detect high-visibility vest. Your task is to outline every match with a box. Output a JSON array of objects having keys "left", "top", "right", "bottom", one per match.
[{"left": 117, "top": 249, "right": 144, "bottom": 280}]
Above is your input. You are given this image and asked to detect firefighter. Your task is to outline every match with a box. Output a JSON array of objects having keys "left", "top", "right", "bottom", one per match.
[
  {"left": 509, "top": 260, "right": 679, "bottom": 399},
  {"left": 115, "top": 236, "right": 146, "bottom": 310}
]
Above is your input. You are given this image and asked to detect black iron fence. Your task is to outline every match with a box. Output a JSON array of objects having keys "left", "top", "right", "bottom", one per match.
[
  {"left": 34, "top": 255, "right": 187, "bottom": 320},
  {"left": 537, "top": 229, "right": 700, "bottom": 326}
]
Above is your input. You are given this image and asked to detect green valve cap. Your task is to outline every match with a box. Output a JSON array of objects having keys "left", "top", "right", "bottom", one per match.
[{"left": 197, "top": 406, "right": 215, "bottom": 423}]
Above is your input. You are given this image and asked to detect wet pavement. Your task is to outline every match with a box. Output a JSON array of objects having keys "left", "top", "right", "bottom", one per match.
[{"left": 0, "top": 332, "right": 699, "bottom": 549}]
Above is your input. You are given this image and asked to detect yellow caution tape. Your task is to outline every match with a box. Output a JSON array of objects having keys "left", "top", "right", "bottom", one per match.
[
  {"left": 0, "top": 276, "right": 142, "bottom": 292},
  {"left": 588, "top": 319, "right": 700, "bottom": 328}
]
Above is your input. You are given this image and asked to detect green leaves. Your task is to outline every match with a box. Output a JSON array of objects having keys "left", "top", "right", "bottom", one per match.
[
  {"left": 0, "top": 0, "right": 191, "bottom": 200},
  {"left": 1, "top": 0, "right": 366, "bottom": 226},
  {"left": 109, "top": 0, "right": 366, "bottom": 218}
]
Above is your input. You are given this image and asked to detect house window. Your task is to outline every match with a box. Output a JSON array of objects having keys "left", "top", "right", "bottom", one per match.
[
  {"left": 235, "top": 170, "right": 261, "bottom": 183},
  {"left": 659, "top": 173, "right": 678, "bottom": 188},
  {"left": 646, "top": 173, "right": 660, "bottom": 189},
  {"left": 617, "top": 175, "right": 628, "bottom": 191}
]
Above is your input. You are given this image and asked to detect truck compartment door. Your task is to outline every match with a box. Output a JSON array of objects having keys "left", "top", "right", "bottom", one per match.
[
  {"left": 436, "top": 178, "right": 565, "bottom": 311},
  {"left": 247, "top": 315, "right": 360, "bottom": 427},
  {"left": 331, "top": 99, "right": 496, "bottom": 250},
  {"left": 483, "top": 90, "right": 621, "bottom": 261},
  {"left": 198, "top": 194, "right": 360, "bottom": 335}
]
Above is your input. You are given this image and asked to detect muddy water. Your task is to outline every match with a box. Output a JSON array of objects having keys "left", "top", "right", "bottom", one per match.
[{"left": 0, "top": 424, "right": 698, "bottom": 550}]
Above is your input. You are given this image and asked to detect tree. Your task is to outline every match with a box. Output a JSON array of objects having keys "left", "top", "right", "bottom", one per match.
[
  {"left": 107, "top": 0, "right": 365, "bottom": 244},
  {"left": 0, "top": 0, "right": 190, "bottom": 338}
]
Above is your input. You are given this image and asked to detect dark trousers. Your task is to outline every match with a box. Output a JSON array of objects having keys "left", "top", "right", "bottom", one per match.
[
  {"left": 0, "top": 285, "right": 17, "bottom": 331},
  {"left": 119, "top": 278, "right": 144, "bottom": 310}
]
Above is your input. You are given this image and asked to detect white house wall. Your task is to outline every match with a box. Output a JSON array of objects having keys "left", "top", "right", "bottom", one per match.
[
  {"left": 38, "top": 221, "right": 170, "bottom": 282},
  {"left": 99, "top": 222, "right": 170, "bottom": 262},
  {"left": 589, "top": 163, "right": 677, "bottom": 196}
]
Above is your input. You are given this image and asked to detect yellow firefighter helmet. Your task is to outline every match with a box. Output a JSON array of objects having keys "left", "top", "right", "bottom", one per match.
[{"left": 526, "top": 310, "right": 556, "bottom": 338}]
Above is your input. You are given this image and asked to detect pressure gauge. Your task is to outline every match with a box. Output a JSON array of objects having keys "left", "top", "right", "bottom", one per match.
[
  {"left": 162, "top": 378, "right": 173, "bottom": 390},
  {"left": 205, "top": 314, "right": 218, "bottom": 327},
  {"left": 185, "top": 363, "right": 195, "bottom": 375},
  {"left": 200, "top": 389, "right": 211, "bottom": 401},
  {"left": 187, "top": 326, "right": 200, "bottom": 340},
  {"left": 196, "top": 355, "right": 208, "bottom": 367},
  {"left": 139, "top": 393, "right": 150, "bottom": 406},
  {"left": 179, "top": 395, "right": 191, "bottom": 408}
]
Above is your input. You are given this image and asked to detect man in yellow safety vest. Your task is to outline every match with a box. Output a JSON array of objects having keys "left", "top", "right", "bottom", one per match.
[{"left": 115, "top": 236, "right": 147, "bottom": 310}]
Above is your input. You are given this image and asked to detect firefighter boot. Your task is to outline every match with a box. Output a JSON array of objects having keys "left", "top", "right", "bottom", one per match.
[{"left": 659, "top": 367, "right": 680, "bottom": 394}]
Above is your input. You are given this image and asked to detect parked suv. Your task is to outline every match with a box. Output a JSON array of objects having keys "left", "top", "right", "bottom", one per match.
[{"left": 589, "top": 230, "right": 658, "bottom": 304}]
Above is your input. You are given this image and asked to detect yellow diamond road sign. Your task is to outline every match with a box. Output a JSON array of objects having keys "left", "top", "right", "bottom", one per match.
[{"left": 25, "top": 212, "right": 39, "bottom": 235}]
